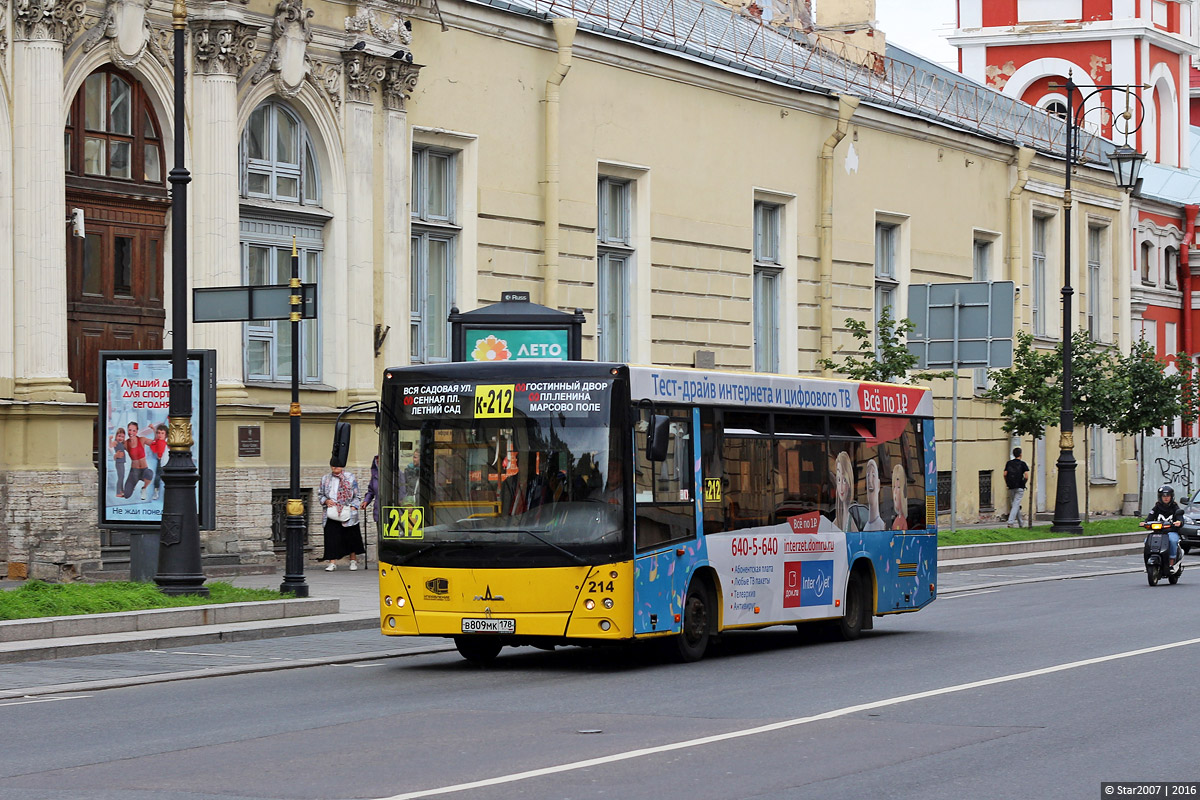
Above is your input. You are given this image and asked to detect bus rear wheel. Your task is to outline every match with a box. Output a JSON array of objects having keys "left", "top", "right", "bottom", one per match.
[
  {"left": 673, "top": 581, "right": 712, "bottom": 662},
  {"left": 454, "top": 636, "right": 503, "bottom": 664},
  {"left": 835, "top": 571, "right": 866, "bottom": 641}
]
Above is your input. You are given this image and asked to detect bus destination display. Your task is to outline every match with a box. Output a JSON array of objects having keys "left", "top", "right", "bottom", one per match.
[{"left": 401, "top": 379, "right": 610, "bottom": 420}]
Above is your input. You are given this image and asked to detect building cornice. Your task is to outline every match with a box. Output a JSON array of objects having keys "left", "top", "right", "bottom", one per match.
[{"left": 949, "top": 23, "right": 1198, "bottom": 56}]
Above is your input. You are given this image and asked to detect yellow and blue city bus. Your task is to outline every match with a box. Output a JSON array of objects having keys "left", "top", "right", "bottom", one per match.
[{"left": 376, "top": 361, "right": 937, "bottom": 663}]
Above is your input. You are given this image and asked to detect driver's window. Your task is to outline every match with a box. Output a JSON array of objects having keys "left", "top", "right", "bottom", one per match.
[{"left": 633, "top": 410, "right": 695, "bottom": 550}]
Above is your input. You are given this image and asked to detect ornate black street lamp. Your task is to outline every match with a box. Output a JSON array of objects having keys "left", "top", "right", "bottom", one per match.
[
  {"left": 280, "top": 240, "right": 310, "bottom": 597},
  {"left": 1048, "top": 74, "right": 1145, "bottom": 534},
  {"left": 156, "top": 0, "right": 208, "bottom": 596}
]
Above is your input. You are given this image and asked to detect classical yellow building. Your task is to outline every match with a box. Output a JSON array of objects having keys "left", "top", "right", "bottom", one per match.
[{"left": 0, "top": 0, "right": 1135, "bottom": 579}]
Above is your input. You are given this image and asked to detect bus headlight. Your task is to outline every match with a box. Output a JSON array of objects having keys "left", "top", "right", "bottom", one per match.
[
  {"left": 603, "top": 598, "right": 613, "bottom": 609},
  {"left": 599, "top": 620, "right": 611, "bottom": 631},
  {"left": 384, "top": 596, "right": 393, "bottom": 606},
  {"left": 397, "top": 597, "right": 405, "bottom": 608},
  {"left": 387, "top": 617, "right": 396, "bottom": 628},
  {"left": 585, "top": 599, "right": 595, "bottom": 610}
]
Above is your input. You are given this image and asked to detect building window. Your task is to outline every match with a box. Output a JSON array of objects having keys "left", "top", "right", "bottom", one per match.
[
  {"left": 754, "top": 201, "right": 781, "bottom": 372},
  {"left": 242, "top": 102, "right": 320, "bottom": 205},
  {"left": 1032, "top": 216, "right": 1048, "bottom": 336},
  {"left": 875, "top": 222, "right": 899, "bottom": 339},
  {"left": 411, "top": 146, "right": 459, "bottom": 363},
  {"left": 1087, "top": 226, "right": 1104, "bottom": 340},
  {"left": 239, "top": 101, "right": 325, "bottom": 384},
  {"left": 973, "top": 237, "right": 992, "bottom": 390},
  {"left": 67, "top": 68, "right": 164, "bottom": 185},
  {"left": 978, "top": 470, "right": 993, "bottom": 512},
  {"left": 937, "top": 470, "right": 952, "bottom": 513},
  {"left": 1141, "top": 241, "right": 1155, "bottom": 285},
  {"left": 598, "top": 177, "right": 632, "bottom": 362},
  {"left": 1165, "top": 246, "right": 1178, "bottom": 289},
  {"left": 242, "top": 235, "right": 322, "bottom": 383}
]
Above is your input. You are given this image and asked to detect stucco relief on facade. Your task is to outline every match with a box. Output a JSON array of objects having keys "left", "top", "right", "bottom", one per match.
[
  {"left": 342, "top": 50, "right": 419, "bottom": 110},
  {"left": 13, "top": 0, "right": 86, "bottom": 42},
  {"left": 79, "top": 0, "right": 170, "bottom": 69},
  {"left": 344, "top": 8, "right": 411, "bottom": 50},
  {"left": 248, "top": 0, "right": 313, "bottom": 96},
  {"left": 985, "top": 60, "right": 1016, "bottom": 90},
  {"left": 191, "top": 17, "right": 259, "bottom": 75}
]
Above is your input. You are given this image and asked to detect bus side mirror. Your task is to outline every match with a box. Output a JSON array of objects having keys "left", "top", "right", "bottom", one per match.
[
  {"left": 646, "top": 415, "right": 670, "bottom": 462},
  {"left": 331, "top": 421, "right": 351, "bottom": 468}
]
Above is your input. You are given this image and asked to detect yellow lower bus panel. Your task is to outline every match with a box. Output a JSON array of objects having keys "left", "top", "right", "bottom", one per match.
[{"left": 378, "top": 561, "right": 635, "bottom": 641}]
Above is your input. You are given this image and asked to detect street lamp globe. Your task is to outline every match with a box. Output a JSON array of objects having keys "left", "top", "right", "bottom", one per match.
[{"left": 1107, "top": 144, "right": 1145, "bottom": 190}]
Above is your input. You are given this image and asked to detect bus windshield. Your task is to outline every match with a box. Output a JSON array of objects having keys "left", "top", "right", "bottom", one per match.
[{"left": 383, "top": 376, "right": 629, "bottom": 566}]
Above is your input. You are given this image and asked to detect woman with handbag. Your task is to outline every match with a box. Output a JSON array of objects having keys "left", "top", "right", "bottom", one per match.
[{"left": 318, "top": 460, "right": 365, "bottom": 571}]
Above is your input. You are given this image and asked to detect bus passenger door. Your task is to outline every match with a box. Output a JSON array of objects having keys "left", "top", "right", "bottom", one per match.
[{"left": 632, "top": 412, "right": 699, "bottom": 636}]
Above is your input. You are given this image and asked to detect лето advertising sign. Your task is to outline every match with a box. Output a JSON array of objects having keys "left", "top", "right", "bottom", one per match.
[
  {"left": 467, "top": 329, "right": 569, "bottom": 362},
  {"left": 98, "top": 352, "right": 215, "bottom": 529}
]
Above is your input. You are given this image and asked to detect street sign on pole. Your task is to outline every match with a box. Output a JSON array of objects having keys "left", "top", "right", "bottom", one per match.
[
  {"left": 193, "top": 284, "right": 318, "bottom": 323},
  {"left": 907, "top": 281, "right": 1014, "bottom": 370},
  {"left": 907, "top": 280, "right": 1015, "bottom": 533}
]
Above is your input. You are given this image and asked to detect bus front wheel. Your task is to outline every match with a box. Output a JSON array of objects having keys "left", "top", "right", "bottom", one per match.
[
  {"left": 673, "top": 581, "right": 712, "bottom": 662},
  {"left": 454, "top": 636, "right": 503, "bottom": 664}
]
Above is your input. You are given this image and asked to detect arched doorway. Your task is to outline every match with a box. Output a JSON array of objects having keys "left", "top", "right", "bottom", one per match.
[{"left": 65, "top": 66, "right": 168, "bottom": 402}]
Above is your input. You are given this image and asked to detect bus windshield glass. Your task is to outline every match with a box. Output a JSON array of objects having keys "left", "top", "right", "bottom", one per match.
[{"left": 384, "top": 377, "right": 627, "bottom": 566}]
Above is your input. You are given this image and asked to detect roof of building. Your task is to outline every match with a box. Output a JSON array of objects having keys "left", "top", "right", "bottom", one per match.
[
  {"left": 470, "top": 0, "right": 1109, "bottom": 163},
  {"left": 1137, "top": 127, "right": 1200, "bottom": 205}
]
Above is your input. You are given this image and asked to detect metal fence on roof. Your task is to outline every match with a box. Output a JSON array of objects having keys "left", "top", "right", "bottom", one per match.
[{"left": 518, "top": 0, "right": 1106, "bottom": 163}]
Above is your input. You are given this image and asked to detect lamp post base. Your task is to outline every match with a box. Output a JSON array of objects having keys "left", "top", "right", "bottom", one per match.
[
  {"left": 1050, "top": 448, "right": 1083, "bottom": 535},
  {"left": 155, "top": 447, "right": 209, "bottom": 597},
  {"left": 279, "top": 509, "right": 309, "bottom": 597}
]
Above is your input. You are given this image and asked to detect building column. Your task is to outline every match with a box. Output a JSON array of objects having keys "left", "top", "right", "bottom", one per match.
[
  {"left": 379, "top": 62, "right": 420, "bottom": 370},
  {"left": 189, "top": 15, "right": 260, "bottom": 401},
  {"left": 342, "top": 52, "right": 383, "bottom": 404},
  {"left": 11, "top": 1, "right": 85, "bottom": 401}
]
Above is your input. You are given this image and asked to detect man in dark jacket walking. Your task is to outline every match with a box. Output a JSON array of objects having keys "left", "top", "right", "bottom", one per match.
[{"left": 1004, "top": 447, "right": 1029, "bottom": 528}]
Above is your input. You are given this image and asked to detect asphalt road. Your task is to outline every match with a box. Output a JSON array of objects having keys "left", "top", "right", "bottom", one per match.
[{"left": 2, "top": 568, "right": 1198, "bottom": 800}]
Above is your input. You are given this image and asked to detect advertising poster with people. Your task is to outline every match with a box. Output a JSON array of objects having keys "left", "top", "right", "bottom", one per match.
[{"left": 98, "top": 351, "right": 215, "bottom": 529}]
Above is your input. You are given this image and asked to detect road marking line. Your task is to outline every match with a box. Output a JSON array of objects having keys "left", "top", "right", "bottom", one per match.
[
  {"left": 375, "top": 635, "right": 1200, "bottom": 800},
  {"left": 0, "top": 695, "right": 92, "bottom": 708},
  {"left": 941, "top": 590, "right": 999, "bottom": 599},
  {"left": 166, "top": 652, "right": 257, "bottom": 658}
]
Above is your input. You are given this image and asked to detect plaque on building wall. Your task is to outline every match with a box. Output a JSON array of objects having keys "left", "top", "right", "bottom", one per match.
[{"left": 238, "top": 426, "right": 262, "bottom": 457}]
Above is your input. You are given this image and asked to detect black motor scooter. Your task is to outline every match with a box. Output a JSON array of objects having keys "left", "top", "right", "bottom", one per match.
[{"left": 1142, "top": 519, "right": 1184, "bottom": 586}]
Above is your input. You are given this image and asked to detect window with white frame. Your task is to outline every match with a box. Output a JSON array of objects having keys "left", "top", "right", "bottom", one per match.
[
  {"left": 1087, "top": 226, "right": 1103, "bottom": 341},
  {"left": 1141, "top": 241, "right": 1155, "bottom": 285},
  {"left": 597, "top": 176, "right": 632, "bottom": 362},
  {"left": 753, "top": 201, "right": 781, "bottom": 372},
  {"left": 973, "top": 237, "right": 992, "bottom": 390},
  {"left": 874, "top": 221, "right": 899, "bottom": 339},
  {"left": 242, "top": 231, "right": 322, "bottom": 383},
  {"left": 1032, "top": 216, "right": 1048, "bottom": 336},
  {"left": 242, "top": 102, "right": 321, "bottom": 205},
  {"left": 411, "top": 145, "right": 459, "bottom": 363},
  {"left": 1089, "top": 425, "right": 1115, "bottom": 481},
  {"left": 239, "top": 101, "right": 324, "bottom": 384},
  {"left": 1165, "top": 246, "right": 1178, "bottom": 289}
]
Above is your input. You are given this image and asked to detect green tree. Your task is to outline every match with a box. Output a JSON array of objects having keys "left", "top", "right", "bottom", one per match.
[
  {"left": 1058, "top": 331, "right": 1121, "bottom": 521},
  {"left": 1108, "top": 338, "right": 1185, "bottom": 513},
  {"left": 985, "top": 332, "right": 1061, "bottom": 528},
  {"left": 818, "top": 305, "right": 951, "bottom": 384}
]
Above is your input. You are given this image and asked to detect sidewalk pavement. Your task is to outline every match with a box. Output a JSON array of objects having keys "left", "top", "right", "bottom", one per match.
[{"left": 0, "top": 537, "right": 1149, "bottom": 699}]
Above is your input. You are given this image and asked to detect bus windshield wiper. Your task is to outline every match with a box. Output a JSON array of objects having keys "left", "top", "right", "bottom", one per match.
[{"left": 451, "top": 527, "right": 587, "bottom": 565}]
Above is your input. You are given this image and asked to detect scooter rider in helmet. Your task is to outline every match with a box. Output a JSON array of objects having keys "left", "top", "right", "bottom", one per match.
[{"left": 1145, "top": 484, "right": 1184, "bottom": 562}]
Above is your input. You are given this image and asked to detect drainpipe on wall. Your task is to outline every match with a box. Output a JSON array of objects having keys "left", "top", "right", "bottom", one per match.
[
  {"left": 1007, "top": 147, "right": 1035, "bottom": 289},
  {"left": 1182, "top": 204, "right": 1197, "bottom": 434},
  {"left": 542, "top": 18, "right": 577, "bottom": 311},
  {"left": 819, "top": 94, "right": 859, "bottom": 376}
]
